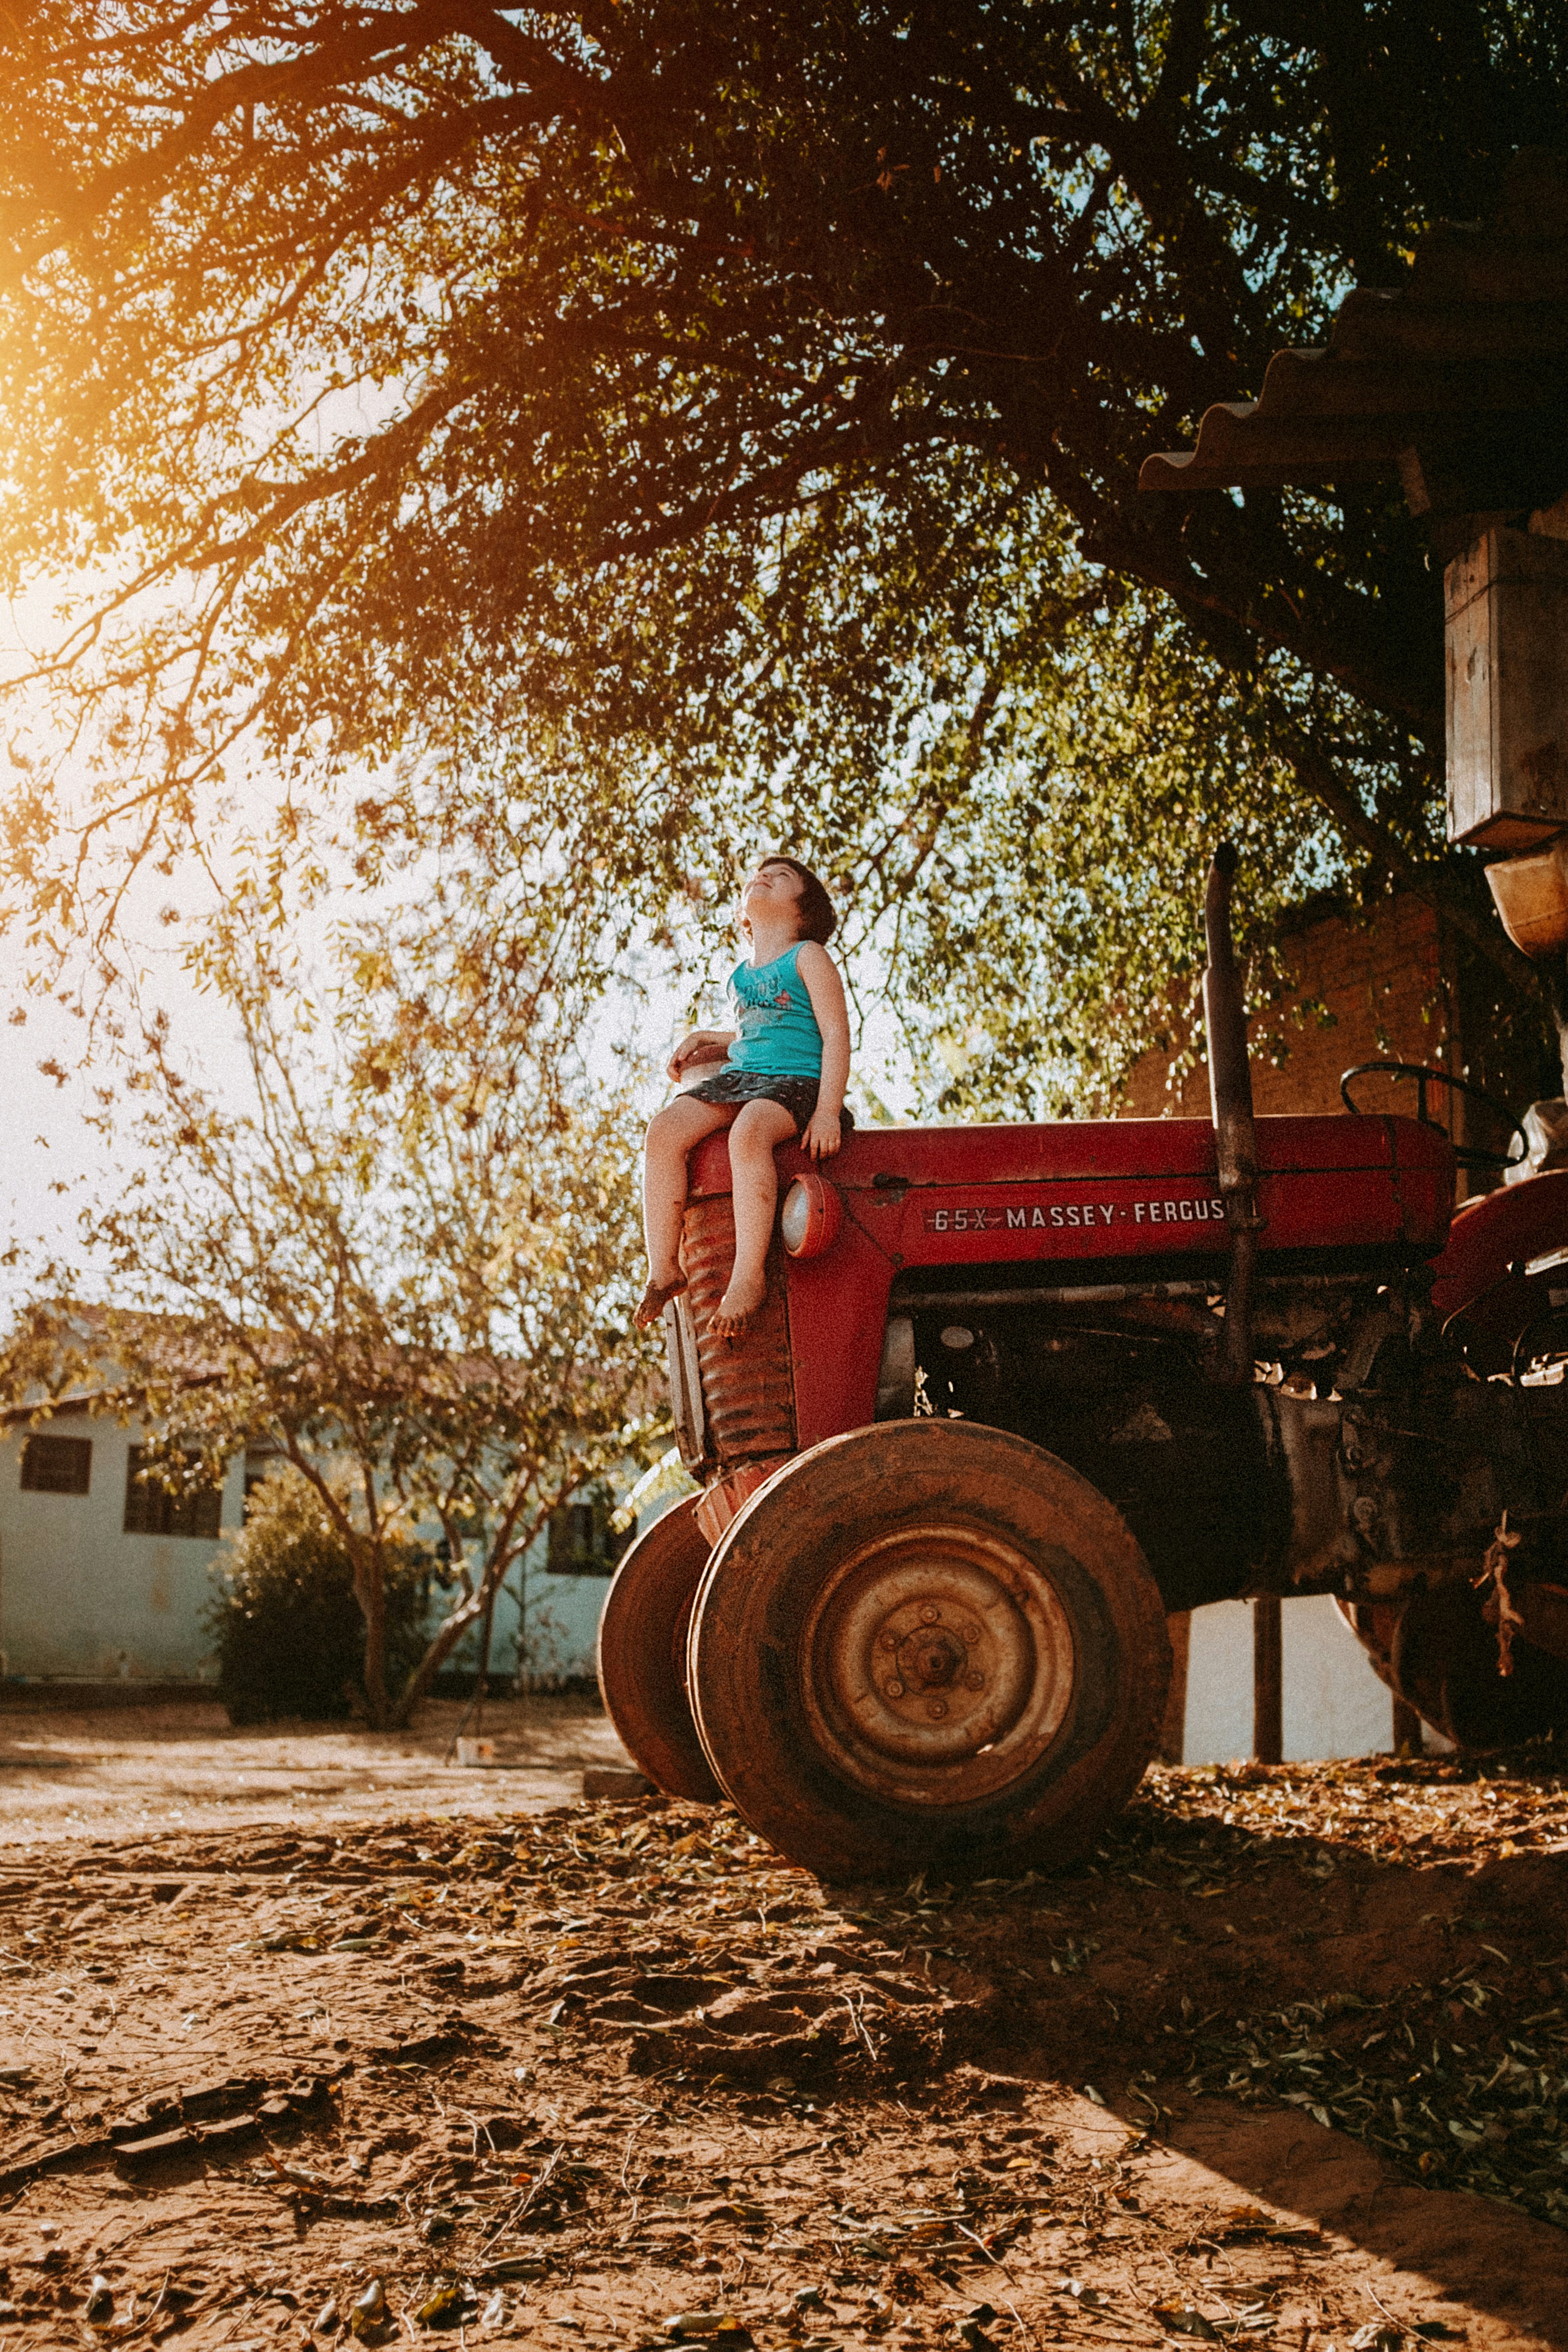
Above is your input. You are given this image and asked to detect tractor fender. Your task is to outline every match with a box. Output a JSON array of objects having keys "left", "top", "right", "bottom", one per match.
[{"left": 1429, "top": 1167, "right": 1568, "bottom": 1378}]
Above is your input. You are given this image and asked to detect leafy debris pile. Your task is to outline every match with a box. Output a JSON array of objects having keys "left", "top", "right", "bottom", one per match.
[
  {"left": 1178, "top": 1976, "right": 1568, "bottom": 2224},
  {"left": 1142, "top": 1753, "right": 1568, "bottom": 1865}
]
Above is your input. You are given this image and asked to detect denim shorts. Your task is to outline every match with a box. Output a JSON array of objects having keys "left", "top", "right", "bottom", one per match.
[{"left": 684, "top": 1069, "right": 854, "bottom": 1135}]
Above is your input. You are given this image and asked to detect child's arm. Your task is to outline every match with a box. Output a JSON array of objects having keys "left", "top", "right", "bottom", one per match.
[
  {"left": 668, "top": 1028, "right": 736, "bottom": 1082},
  {"left": 795, "top": 942, "right": 850, "bottom": 1161}
]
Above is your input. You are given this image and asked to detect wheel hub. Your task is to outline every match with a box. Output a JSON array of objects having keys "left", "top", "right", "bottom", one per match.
[
  {"left": 872, "top": 1596, "right": 1006, "bottom": 1736},
  {"left": 800, "top": 1523, "right": 1076, "bottom": 1806}
]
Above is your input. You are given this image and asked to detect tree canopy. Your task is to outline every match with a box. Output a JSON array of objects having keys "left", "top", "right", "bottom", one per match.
[{"left": 2, "top": 2, "right": 1564, "bottom": 1102}]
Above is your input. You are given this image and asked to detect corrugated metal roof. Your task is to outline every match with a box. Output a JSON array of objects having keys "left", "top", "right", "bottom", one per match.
[{"left": 1139, "top": 150, "right": 1568, "bottom": 514}]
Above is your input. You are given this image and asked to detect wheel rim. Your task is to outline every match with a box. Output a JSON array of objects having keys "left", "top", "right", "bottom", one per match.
[{"left": 799, "top": 1520, "right": 1076, "bottom": 1807}]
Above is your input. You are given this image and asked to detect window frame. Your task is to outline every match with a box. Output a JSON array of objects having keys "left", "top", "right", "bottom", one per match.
[
  {"left": 544, "top": 1488, "right": 632, "bottom": 1578},
  {"left": 19, "top": 1432, "right": 93, "bottom": 1496},
  {"left": 123, "top": 1446, "right": 224, "bottom": 1540}
]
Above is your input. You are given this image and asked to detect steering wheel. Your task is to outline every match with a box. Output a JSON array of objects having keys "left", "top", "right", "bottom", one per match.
[{"left": 1340, "top": 1060, "right": 1528, "bottom": 1174}]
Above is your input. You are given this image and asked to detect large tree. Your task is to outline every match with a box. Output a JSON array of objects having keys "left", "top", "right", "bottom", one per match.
[
  {"left": 1, "top": 855, "right": 660, "bottom": 1726},
  {"left": 1, "top": 2, "right": 1563, "bottom": 1103}
]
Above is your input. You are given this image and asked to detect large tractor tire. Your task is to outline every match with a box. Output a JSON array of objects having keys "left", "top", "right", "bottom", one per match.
[
  {"left": 1338, "top": 1584, "right": 1568, "bottom": 1752},
  {"left": 685, "top": 1420, "right": 1170, "bottom": 1882},
  {"left": 596, "top": 1496, "right": 723, "bottom": 1801}
]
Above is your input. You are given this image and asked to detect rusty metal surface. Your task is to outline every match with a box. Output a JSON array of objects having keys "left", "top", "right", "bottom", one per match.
[
  {"left": 904, "top": 1264, "right": 1568, "bottom": 1624},
  {"left": 595, "top": 1496, "right": 722, "bottom": 1803},
  {"left": 662, "top": 1293, "right": 710, "bottom": 1477},
  {"left": 798, "top": 1514, "right": 1077, "bottom": 1809},
  {"left": 693, "top": 1455, "right": 792, "bottom": 1549},
  {"left": 682, "top": 1192, "right": 795, "bottom": 1466},
  {"left": 1337, "top": 1582, "right": 1568, "bottom": 1752},
  {"left": 1519, "top": 1580, "right": 1568, "bottom": 1665}
]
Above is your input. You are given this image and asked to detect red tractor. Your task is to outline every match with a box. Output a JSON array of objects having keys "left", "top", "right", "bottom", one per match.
[{"left": 597, "top": 851, "right": 1568, "bottom": 1880}]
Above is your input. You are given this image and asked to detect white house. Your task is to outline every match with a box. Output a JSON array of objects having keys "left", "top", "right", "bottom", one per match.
[
  {"left": 0, "top": 1406, "right": 245, "bottom": 1685},
  {"left": 1177, "top": 1595, "right": 1401, "bottom": 1764},
  {"left": 0, "top": 1409, "right": 636, "bottom": 1693}
]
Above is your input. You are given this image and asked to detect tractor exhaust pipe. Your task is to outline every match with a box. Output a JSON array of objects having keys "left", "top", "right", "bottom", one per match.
[{"left": 1203, "top": 843, "right": 1265, "bottom": 1386}]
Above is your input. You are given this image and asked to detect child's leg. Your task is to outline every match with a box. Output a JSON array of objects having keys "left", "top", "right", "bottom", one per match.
[
  {"left": 636, "top": 1094, "right": 735, "bottom": 1327},
  {"left": 712, "top": 1097, "right": 800, "bottom": 1337}
]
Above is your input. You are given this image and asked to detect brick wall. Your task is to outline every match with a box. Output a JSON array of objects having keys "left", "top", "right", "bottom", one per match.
[{"left": 1120, "top": 894, "right": 1456, "bottom": 1122}]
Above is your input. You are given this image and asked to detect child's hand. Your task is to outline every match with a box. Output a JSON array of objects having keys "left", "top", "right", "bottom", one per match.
[
  {"left": 804, "top": 1107, "right": 842, "bottom": 1161},
  {"left": 668, "top": 1030, "right": 732, "bottom": 1082}
]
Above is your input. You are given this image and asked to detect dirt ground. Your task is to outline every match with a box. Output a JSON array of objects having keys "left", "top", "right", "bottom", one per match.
[
  {"left": 0, "top": 1697, "right": 631, "bottom": 1845},
  {"left": 2, "top": 1732, "right": 1568, "bottom": 2352}
]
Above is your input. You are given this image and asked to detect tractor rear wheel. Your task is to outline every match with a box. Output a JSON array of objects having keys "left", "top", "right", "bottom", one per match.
[
  {"left": 686, "top": 1420, "right": 1170, "bottom": 1882},
  {"left": 1339, "top": 1586, "right": 1568, "bottom": 1751},
  {"left": 596, "top": 1496, "right": 723, "bottom": 1801}
]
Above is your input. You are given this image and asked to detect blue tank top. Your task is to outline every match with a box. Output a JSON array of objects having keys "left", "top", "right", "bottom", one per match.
[{"left": 723, "top": 942, "right": 823, "bottom": 1077}]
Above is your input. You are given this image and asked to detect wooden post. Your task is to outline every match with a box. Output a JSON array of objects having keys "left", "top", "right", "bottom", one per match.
[
  {"left": 1253, "top": 1596, "right": 1283, "bottom": 1764},
  {"left": 1392, "top": 1695, "right": 1424, "bottom": 1756},
  {"left": 1159, "top": 1611, "right": 1192, "bottom": 1763},
  {"left": 1446, "top": 524, "right": 1568, "bottom": 849}
]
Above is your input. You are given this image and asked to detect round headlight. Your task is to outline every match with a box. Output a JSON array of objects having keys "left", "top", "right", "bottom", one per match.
[{"left": 781, "top": 1173, "right": 845, "bottom": 1258}]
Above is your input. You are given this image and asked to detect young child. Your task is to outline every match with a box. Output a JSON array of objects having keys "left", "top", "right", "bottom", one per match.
[{"left": 636, "top": 856, "right": 851, "bottom": 1339}]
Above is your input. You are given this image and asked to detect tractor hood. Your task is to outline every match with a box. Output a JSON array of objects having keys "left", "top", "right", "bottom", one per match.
[
  {"left": 689, "top": 1111, "right": 1454, "bottom": 1261},
  {"left": 685, "top": 1113, "right": 1454, "bottom": 1453}
]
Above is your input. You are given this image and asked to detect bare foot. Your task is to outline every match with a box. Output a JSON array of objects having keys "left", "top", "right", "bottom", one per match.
[
  {"left": 635, "top": 1273, "right": 688, "bottom": 1329},
  {"left": 710, "top": 1271, "right": 767, "bottom": 1339}
]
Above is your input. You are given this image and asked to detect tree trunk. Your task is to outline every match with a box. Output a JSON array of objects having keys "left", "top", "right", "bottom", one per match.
[
  {"left": 354, "top": 1547, "right": 389, "bottom": 1730},
  {"left": 392, "top": 1560, "right": 502, "bottom": 1728},
  {"left": 473, "top": 1578, "right": 498, "bottom": 1740}
]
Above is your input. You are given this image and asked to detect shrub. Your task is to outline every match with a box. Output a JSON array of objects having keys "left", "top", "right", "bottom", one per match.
[{"left": 206, "top": 1467, "right": 429, "bottom": 1725}]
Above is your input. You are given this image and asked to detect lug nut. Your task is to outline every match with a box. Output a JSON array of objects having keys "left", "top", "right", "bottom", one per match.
[
  {"left": 880, "top": 1630, "right": 899, "bottom": 1650},
  {"left": 927, "top": 1699, "right": 948, "bottom": 1720},
  {"left": 885, "top": 1680, "right": 904, "bottom": 1699},
  {"left": 921, "top": 1604, "right": 940, "bottom": 1624},
  {"left": 965, "top": 1669, "right": 985, "bottom": 1691},
  {"left": 961, "top": 1621, "right": 982, "bottom": 1645}
]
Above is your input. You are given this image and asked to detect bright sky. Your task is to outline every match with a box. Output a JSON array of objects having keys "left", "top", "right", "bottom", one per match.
[{"left": 0, "top": 855, "right": 271, "bottom": 1300}]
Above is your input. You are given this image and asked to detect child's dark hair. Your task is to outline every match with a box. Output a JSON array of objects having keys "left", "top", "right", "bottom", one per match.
[{"left": 759, "top": 855, "right": 838, "bottom": 944}]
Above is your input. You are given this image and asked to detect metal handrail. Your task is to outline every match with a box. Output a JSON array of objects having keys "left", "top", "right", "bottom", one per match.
[{"left": 1340, "top": 1059, "right": 1528, "bottom": 1174}]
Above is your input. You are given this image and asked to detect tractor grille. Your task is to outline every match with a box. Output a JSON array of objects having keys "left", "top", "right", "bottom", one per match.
[{"left": 682, "top": 1193, "right": 796, "bottom": 1465}]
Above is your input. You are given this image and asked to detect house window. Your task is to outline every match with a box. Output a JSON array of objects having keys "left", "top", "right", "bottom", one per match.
[
  {"left": 124, "top": 1447, "right": 223, "bottom": 1539},
  {"left": 546, "top": 1491, "right": 630, "bottom": 1577},
  {"left": 20, "top": 1434, "right": 92, "bottom": 1495}
]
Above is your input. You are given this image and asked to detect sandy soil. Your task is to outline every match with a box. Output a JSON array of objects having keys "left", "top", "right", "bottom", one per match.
[
  {"left": 0, "top": 1697, "right": 631, "bottom": 1846},
  {"left": 1, "top": 1748, "right": 1566, "bottom": 2351}
]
